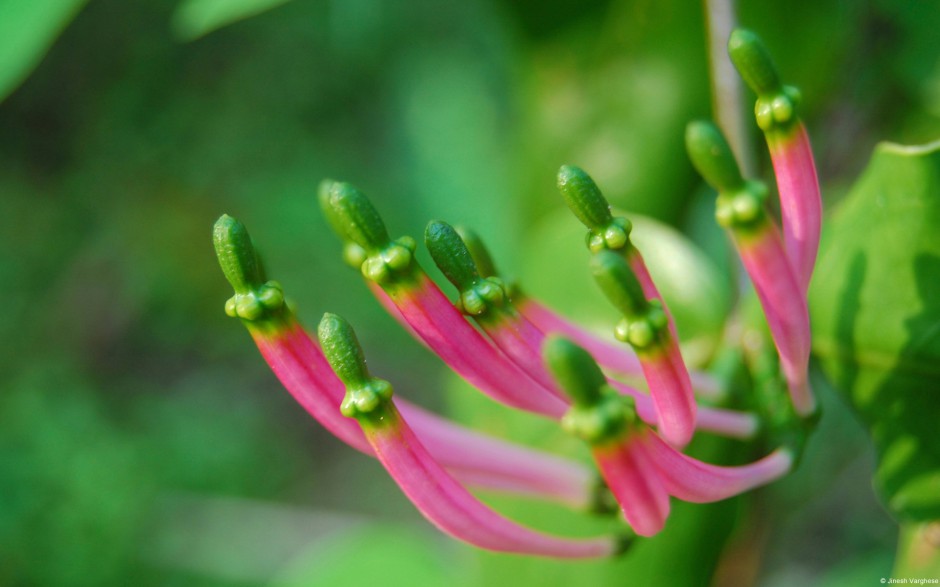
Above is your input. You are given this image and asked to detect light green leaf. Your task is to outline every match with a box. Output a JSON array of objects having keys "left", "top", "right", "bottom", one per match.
[
  {"left": 811, "top": 140, "right": 940, "bottom": 522},
  {"left": 172, "top": 0, "right": 294, "bottom": 41},
  {"left": 0, "top": 0, "right": 87, "bottom": 102}
]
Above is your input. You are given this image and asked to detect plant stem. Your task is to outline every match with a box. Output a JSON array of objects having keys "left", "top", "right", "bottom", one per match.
[{"left": 705, "top": 0, "right": 755, "bottom": 176}]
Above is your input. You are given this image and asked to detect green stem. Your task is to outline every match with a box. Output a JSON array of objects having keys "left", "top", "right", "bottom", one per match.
[{"left": 704, "top": 0, "right": 755, "bottom": 176}]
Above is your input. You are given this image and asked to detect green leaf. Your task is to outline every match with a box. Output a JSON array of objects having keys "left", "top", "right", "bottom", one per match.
[
  {"left": 810, "top": 140, "right": 940, "bottom": 522},
  {"left": 0, "top": 0, "right": 87, "bottom": 102},
  {"left": 171, "top": 0, "right": 294, "bottom": 41}
]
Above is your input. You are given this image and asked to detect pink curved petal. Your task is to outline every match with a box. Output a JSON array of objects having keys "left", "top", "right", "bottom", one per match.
[
  {"left": 389, "top": 275, "right": 568, "bottom": 417},
  {"left": 592, "top": 435, "right": 671, "bottom": 537},
  {"left": 642, "top": 433, "right": 793, "bottom": 503},
  {"left": 253, "top": 325, "right": 369, "bottom": 452},
  {"left": 693, "top": 404, "right": 760, "bottom": 440},
  {"left": 251, "top": 321, "right": 592, "bottom": 505},
  {"left": 518, "top": 298, "right": 642, "bottom": 374},
  {"left": 402, "top": 406, "right": 594, "bottom": 509},
  {"left": 367, "top": 281, "right": 427, "bottom": 348},
  {"left": 622, "top": 250, "right": 698, "bottom": 445},
  {"left": 367, "top": 406, "right": 619, "bottom": 558},
  {"left": 639, "top": 349, "right": 697, "bottom": 448},
  {"left": 606, "top": 379, "right": 757, "bottom": 440},
  {"left": 480, "top": 313, "right": 568, "bottom": 401}
]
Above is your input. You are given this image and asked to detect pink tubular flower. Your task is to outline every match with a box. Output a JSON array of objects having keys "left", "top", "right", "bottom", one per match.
[
  {"left": 733, "top": 224, "right": 814, "bottom": 414},
  {"left": 544, "top": 337, "right": 793, "bottom": 537},
  {"left": 592, "top": 433, "right": 672, "bottom": 536},
  {"left": 319, "top": 180, "right": 568, "bottom": 418},
  {"left": 685, "top": 120, "right": 816, "bottom": 416},
  {"left": 589, "top": 250, "right": 697, "bottom": 448},
  {"left": 317, "top": 312, "right": 627, "bottom": 558},
  {"left": 322, "top": 181, "right": 760, "bottom": 442},
  {"left": 212, "top": 29, "right": 824, "bottom": 554},
  {"left": 424, "top": 219, "right": 757, "bottom": 443},
  {"left": 454, "top": 224, "right": 723, "bottom": 399},
  {"left": 517, "top": 297, "right": 723, "bottom": 399},
  {"left": 214, "top": 215, "right": 596, "bottom": 508},
  {"left": 728, "top": 28, "right": 822, "bottom": 294}
]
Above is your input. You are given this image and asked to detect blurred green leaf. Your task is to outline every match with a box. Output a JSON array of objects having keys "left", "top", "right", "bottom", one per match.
[
  {"left": 171, "top": 0, "right": 294, "bottom": 41},
  {"left": 811, "top": 140, "right": 940, "bottom": 521},
  {"left": 272, "top": 524, "right": 457, "bottom": 587},
  {"left": 0, "top": 0, "right": 86, "bottom": 102}
]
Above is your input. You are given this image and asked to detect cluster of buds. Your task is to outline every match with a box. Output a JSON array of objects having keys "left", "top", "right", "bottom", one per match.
[{"left": 212, "top": 29, "right": 821, "bottom": 557}]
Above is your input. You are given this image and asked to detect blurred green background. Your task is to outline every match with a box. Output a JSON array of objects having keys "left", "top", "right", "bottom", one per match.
[{"left": 2, "top": 0, "right": 939, "bottom": 585}]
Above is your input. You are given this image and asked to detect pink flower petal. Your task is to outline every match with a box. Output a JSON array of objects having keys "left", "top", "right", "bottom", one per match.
[
  {"left": 390, "top": 275, "right": 568, "bottom": 417},
  {"left": 479, "top": 313, "right": 569, "bottom": 401},
  {"left": 253, "top": 325, "right": 369, "bottom": 452},
  {"left": 639, "top": 349, "right": 697, "bottom": 448},
  {"left": 642, "top": 432, "right": 793, "bottom": 503},
  {"left": 593, "top": 434, "right": 671, "bottom": 537},
  {"left": 252, "top": 321, "right": 592, "bottom": 505},
  {"left": 367, "top": 406, "right": 620, "bottom": 558},
  {"left": 604, "top": 379, "right": 757, "bottom": 440},
  {"left": 769, "top": 123, "right": 821, "bottom": 294}
]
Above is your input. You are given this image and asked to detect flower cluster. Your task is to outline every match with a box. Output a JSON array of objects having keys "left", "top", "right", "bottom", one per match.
[{"left": 212, "top": 29, "right": 820, "bottom": 557}]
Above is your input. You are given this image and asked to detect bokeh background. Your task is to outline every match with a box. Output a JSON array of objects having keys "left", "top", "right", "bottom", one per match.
[{"left": 3, "top": 0, "right": 939, "bottom": 585}]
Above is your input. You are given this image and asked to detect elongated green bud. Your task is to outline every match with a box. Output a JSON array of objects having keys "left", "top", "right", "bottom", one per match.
[
  {"left": 728, "top": 29, "right": 781, "bottom": 97},
  {"left": 728, "top": 28, "right": 802, "bottom": 134},
  {"left": 318, "top": 312, "right": 370, "bottom": 387},
  {"left": 318, "top": 313, "right": 393, "bottom": 420},
  {"left": 685, "top": 121, "right": 746, "bottom": 193},
  {"left": 322, "top": 181, "right": 391, "bottom": 252},
  {"left": 543, "top": 337, "right": 607, "bottom": 407},
  {"left": 455, "top": 225, "right": 499, "bottom": 280},
  {"left": 213, "top": 215, "right": 285, "bottom": 322},
  {"left": 543, "top": 336, "right": 635, "bottom": 444},
  {"left": 685, "top": 121, "right": 770, "bottom": 231},
  {"left": 214, "top": 214, "right": 263, "bottom": 295},
  {"left": 590, "top": 251, "right": 648, "bottom": 319},
  {"left": 590, "top": 252, "right": 668, "bottom": 350},
  {"left": 425, "top": 220, "right": 507, "bottom": 317},
  {"left": 426, "top": 221, "right": 479, "bottom": 292},
  {"left": 557, "top": 165, "right": 633, "bottom": 253},
  {"left": 320, "top": 181, "right": 416, "bottom": 284},
  {"left": 557, "top": 165, "right": 613, "bottom": 229},
  {"left": 318, "top": 179, "right": 367, "bottom": 269}
]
